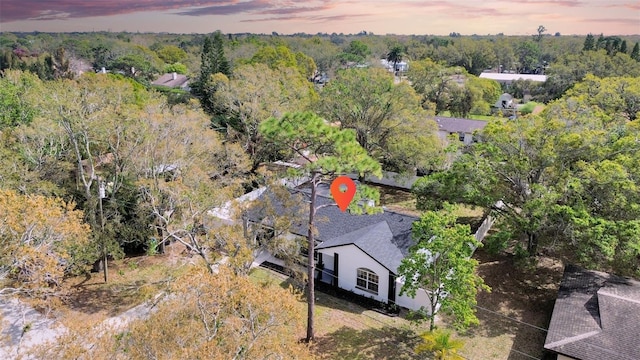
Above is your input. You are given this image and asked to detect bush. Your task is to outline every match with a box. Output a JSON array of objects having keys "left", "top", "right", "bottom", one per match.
[
  {"left": 519, "top": 101, "right": 542, "bottom": 115},
  {"left": 146, "top": 238, "right": 159, "bottom": 256},
  {"left": 484, "top": 230, "right": 511, "bottom": 255}
]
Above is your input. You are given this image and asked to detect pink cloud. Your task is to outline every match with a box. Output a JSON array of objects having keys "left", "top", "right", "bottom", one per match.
[
  {"left": 580, "top": 17, "right": 640, "bottom": 25},
  {"left": 240, "top": 13, "right": 372, "bottom": 23},
  {"left": 0, "top": 0, "right": 337, "bottom": 22},
  {"left": 494, "top": 0, "right": 583, "bottom": 6},
  {"left": 604, "top": 3, "right": 640, "bottom": 11}
]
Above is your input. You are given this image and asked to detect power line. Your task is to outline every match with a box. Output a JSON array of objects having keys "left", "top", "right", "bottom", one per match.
[
  {"left": 475, "top": 305, "right": 548, "bottom": 332},
  {"left": 508, "top": 347, "right": 542, "bottom": 360}
]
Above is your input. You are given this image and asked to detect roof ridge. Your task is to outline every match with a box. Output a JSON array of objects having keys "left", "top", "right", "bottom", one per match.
[{"left": 545, "top": 330, "right": 601, "bottom": 349}]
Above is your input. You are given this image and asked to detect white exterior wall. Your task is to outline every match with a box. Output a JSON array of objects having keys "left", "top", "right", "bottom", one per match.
[
  {"left": 317, "top": 245, "right": 390, "bottom": 303},
  {"left": 395, "top": 284, "right": 434, "bottom": 313}
]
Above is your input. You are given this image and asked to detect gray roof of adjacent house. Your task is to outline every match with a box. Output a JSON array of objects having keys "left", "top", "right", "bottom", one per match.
[
  {"left": 544, "top": 264, "right": 640, "bottom": 360},
  {"left": 435, "top": 116, "right": 488, "bottom": 134},
  {"left": 151, "top": 73, "right": 189, "bottom": 88},
  {"left": 246, "top": 184, "right": 417, "bottom": 274}
]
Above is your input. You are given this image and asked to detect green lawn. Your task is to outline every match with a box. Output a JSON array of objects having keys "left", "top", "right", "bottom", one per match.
[{"left": 249, "top": 248, "right": 562, "bottom": 360}]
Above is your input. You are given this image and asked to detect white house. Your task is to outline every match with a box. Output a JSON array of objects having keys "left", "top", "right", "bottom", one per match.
[
  {"left": 315, "top": 220, "right": 433, "bottom": 310},
  {"left": 235, "top": 182, "right": 494, "bottom": 313},
  {"left": 380, "top": 59, "right": 409, "bottom": 73}
]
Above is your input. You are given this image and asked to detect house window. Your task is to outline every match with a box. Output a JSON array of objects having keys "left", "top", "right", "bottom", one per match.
[{"left": 356, "top": 268, "right": 379, "bottom": 294}]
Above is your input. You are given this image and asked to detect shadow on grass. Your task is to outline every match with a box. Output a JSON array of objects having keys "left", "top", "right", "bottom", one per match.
[
  {"left": 64, "top": 261, "right": 169, "bottom": 317},
  {"left": 65, "top": 280, "right": 149, "bottom": 316},
  {"left": 315, "top": 326, "right": 422, "bottom": 360},
  {"left": 461, "top": 248, "right": 562, "bottom": 360}
]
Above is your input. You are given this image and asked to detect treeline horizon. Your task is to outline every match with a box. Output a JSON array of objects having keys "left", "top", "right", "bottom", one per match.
[{"left": 4, "top": 30, "right": 640, "bottom": 37}]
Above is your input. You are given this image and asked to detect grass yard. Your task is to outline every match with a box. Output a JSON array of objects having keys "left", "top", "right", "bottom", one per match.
[
  {"left": 250, "top": 247, "right": 564, "bottom": 360},
  {"left": 249, "top": 267, "right": 430, "bottom": 359},
  {"left": 49, "top": 242, "right": 194, "bottom": 327},
  {"left": 27, "top": 233, "right": 563, "bottom": 360},
  {"left": 376, "top": 185, "right": 486, "bottom": 230},
  {"left": 376, "top": 185, "right": 421, "bottom": 217},
  {"left": 455, "top": 249, "right": 563, "bottom": 360}
]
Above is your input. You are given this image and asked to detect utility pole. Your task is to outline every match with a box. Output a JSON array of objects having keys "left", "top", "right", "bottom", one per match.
[{"left": 98, "top": 180, "right": 108, "bottom": 283}]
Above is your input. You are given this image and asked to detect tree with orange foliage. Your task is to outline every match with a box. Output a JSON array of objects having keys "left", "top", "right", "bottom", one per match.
[
  {"left": 28, "top": 266, "right": 315, "bottom": 359},
  {"left": 0, "top": 189, "right": 93, "bottom": 300}
]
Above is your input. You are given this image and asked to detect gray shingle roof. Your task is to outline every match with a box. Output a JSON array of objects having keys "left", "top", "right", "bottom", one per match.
[
  {"left": 544, "top": 264, "right": 640, "bottom": 360},
  {"left": 246, "top": 186, "right": 417, "bottom": 274},
  {"left": 435, "top": 116, "right": 487, "bottom": 134},
  {"left": 151, "top": 73, "right": 189, "bottom": 88}
]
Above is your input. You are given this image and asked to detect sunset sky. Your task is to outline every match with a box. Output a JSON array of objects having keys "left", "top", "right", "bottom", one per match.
[{"left": 1, "top": 0, "right": 638, "bottom": 35}]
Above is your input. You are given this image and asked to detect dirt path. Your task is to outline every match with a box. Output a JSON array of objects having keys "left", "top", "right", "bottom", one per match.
[
  {"left": 0, "top": 298, "right": 66, "bottom": 359},
  {"left": 0, "top": 252, "right": 229, "bottom": 358}
]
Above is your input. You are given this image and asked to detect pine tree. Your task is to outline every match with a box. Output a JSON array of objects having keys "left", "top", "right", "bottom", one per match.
[
  {"left": 194, "top": 31, "right": 231, "bottom": 115},
  {"left": 192, "top": 37, "right": 212, "bottom": 98},
  {"left": 260, "top": 111, "right": 382, "bottom": 342},
  {"left": 620, "top": 40, "right": 628, "bottom": 54},
  {"left": 583, "top": 34, "right": 595, "bottom": 51},
  {"left": 596, "top": 33, "right": 605, "bottom": 50},
  {"left": 210, "top": 31, "right": 230, "bottom": 76},
  {"left": 631, "top": 42, "right": 640, "bottom": 61}
]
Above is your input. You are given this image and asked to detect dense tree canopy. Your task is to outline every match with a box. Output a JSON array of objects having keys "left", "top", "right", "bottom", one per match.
[
  {"left": 543, "top": 50, "right": 640, "bottom": 101},
  {"left": 413, "top": 77, "right": 640, "bottom": 275},
  {"left": 318, "top": 67, "right": 442, "bottom": 172},
  {"left": 407, "top": 59, "right": 500, "bottom": 117},
  {"left": 249, "top": 45, "right": 316, "bottom": 79},
  {"left": 211, "top": 63, "right": 317, "bottom": 169}
]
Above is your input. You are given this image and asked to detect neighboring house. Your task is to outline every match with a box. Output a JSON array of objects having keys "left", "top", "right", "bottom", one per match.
[
  {"left": 479, "top": 72, "right": 547, "bottom": 86},
  {"left": 435, "top": 116, "right": 488, "bottom": 146},
  {"left": 544, "top": 264, "right": 640, "bottom": 360},
  {"left": 380, "top": 59, "right": 409, "bottom": 73},
  {"left": 493, "top": 93, "right": 517, "bottom": 118},
  {"left": 151, "top": 72, "right": 190, "bottom": 91},
  {"left": 494, "top": 93, "right": 514, "bottom": 109}
]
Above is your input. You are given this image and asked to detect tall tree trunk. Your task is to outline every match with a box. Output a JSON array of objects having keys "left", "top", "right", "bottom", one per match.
[
  {"left": 306, "top": 173, "right": 318, "bottom": 342},
  {"left": 430, "top": 313, "right": 435, "bottom": 332},
  {"left": 98, "top": 186, "right": 108, "bottom": 283},
  {"left": 526, "top": 231, "right": 538, "bottom": 255}
]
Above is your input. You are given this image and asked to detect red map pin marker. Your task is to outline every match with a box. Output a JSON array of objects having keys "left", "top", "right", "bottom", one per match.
[{"left": 330, "top": 176, "right": 357, "bottom": 212}]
